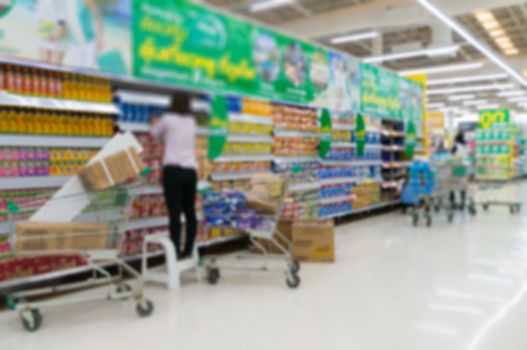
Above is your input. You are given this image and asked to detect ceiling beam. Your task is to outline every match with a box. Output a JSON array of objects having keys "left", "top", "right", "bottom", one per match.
[{"left": 280, "top": 0, "right": 525, "bottom": 40}]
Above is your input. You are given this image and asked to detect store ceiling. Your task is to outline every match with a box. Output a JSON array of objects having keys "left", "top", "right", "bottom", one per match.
[{"left": 201, "top": 0, "right": 527, "bottom": 117}]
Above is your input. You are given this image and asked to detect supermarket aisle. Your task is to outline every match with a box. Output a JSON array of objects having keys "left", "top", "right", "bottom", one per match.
[{"left": 2, "top": 185, "right": 527, "bottom": 349}]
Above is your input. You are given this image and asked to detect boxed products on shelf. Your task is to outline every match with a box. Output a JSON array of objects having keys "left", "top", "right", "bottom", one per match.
[
  {"left": 131, "top": 195, "right": 167, "bottom": 220},
  {"left": 273, "top": 161, "right": 319, "bottom": 174},
  {"left": 240, "top": 98, "right": 273, "bottom": 116},
  {"left": 332, "top": 130, "right": 352, "bottom": 143},
  {"left": 273, "top": 104, "right": 318, "bottom": 132},
  {"left": 352, "top": 183, "right": 382, "bottom": 209},
  {"left": 291, "top": 220, "right": 335, "bottom": 262},
  {"left": 224, "top": 142, "right": 273, "bottom": 155},
  {"left": 0, "top": 255, "right": 86, "bottom": 282},
  {"left": 0, "top": 147, "right": 97, "bottom": 177},
  {"left": 229, "top": 121, "right": 272, "bottom": 135},
  {"left": 0, "top": 109, "right": 114, "bottom": 136},
  {"left": 0, "top": 188, "right": 55, "bottom": 222},
  {"left": 117, "top": 102, "right": 166, "bottom": 123},
  {"left": 210, "top": 161, "right": 270, "bottom": 174},
  {"left": 0, "top": 65, "right": 112, "bottom": 102},
  {"left": 274, "top": 137, "right": 319, "bottom": 156}
]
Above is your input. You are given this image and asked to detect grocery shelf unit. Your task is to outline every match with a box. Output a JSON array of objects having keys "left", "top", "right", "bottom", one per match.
[{"left": 380, "top": 119, "right": 407, "bottom": 202}]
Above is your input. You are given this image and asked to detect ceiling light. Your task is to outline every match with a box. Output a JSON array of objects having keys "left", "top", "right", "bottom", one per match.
[
  {"left": 418, "top": 0, "right": 527, "bottom": 87},
  {"left": 464, "top": 99, "right": 488, "bottom": 106},
  {"left": 364, "top": 45, "right": 460, "bottom": 63},
  {"left": 481, "top": 20, "right": 500, "bottom": 31},
  {"left": 428, "top": 73, "right": 508, "bottom": 86},
  {"left": 489, "top": 28, "right": 505, "bottom": 38},
  {"left": 448, "top": 94, "right": 475, "bottom": 101},
  {"left": 504, "top": 48, "right": 519, "bottom": 56},
  {"left": 509, "top": 96, "right": 527, "bottom": 103},
  {"left": 427, "top": 83, "right": 514, "bottom": 95},
  {"left": 400, "top": 62, "right": 484, "bottom": 76},
  {"left": 477, "top": 104, "right": 500, "bottom": 110},
  {"left": 497, "top": 90, "right": 525, "bottom": 97},
  {"left": 475, "top": 10, "right": 494, "bottom": 22},
  {"left": 331, "top": 31, "right": 378, "bottom": 45},
  {"left": 249, "top": 0, "right": 294, "bottom": 12},
  {"left": 427, "top": 103, "right": 445, "bottom": 109}
]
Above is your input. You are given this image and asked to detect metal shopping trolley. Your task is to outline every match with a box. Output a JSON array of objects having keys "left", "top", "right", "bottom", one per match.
[
  {"left": 431, "top": 156, "right": 470, "bottom": 222},
  {"left": 200, "top": 173, "right": 301, "bottom": 289},
  {"left": 469, "top": 182, "right": 522, "bottom": 214},
  {"left": 4, "top": 182, "right": 154, "bottom": 332}
]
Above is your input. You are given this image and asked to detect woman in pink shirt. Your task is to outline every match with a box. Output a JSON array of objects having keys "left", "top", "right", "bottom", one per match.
[{"left": 151, "top": 94, "right": 198, "bottom": 259}]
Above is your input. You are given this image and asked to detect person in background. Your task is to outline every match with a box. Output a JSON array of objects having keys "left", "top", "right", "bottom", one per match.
[
  {"left": 450, "top": 131, "right": 469, "bottom": 209},
  {"left": 151, "top": 94, "right": 198, "bottom": 260}
]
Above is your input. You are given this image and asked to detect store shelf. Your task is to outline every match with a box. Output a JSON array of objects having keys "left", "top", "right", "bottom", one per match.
[
  {"left": 0, "top": 135, "right": 110, "bottom": 148},
  {"left": 0, "top": 176, "right": 71, "bottom": 190},
  {"left": 210, "top": 171, "right": 268, "bottom": 181},
  {"left": 319, "top": 177, "right": 357, "bottom": 186},
  {"left": 197, "top": 127, "right": 209, "bottom": 136},
  {"left": 332, "top": 142, "right": 355, "bottom": 149},
  {"left": 228, "top": 134, "right": 274, "bottom": 143},
  {"left": 332, "top": 124, "right": 354, "bottom": 131},
  {"left": 229, "top": 113, "right": 273, "bottom": 125},
  {"left": 382, "top": 145, "right": 405, "bottom": 152},
  {"left": 289, "top": 182, "right": 321, "bottom": 192},
  {"left": 319, "top": 195, "right": 355, "bottom": 205},
  {"left": 124, "top": 217, "right": 169, "bottom": 231},
  {"left": 477, "top": 140, "right": 510, "bottom": 145},
  {"left": 0, "top": 92, "right": 118, "bottom": 114},
  {"left": 382, "top": 162, "right": 411, "bottom": 169},
  {"left": 214, "top": 154, "right": 274, "bottom": 163},
  {"left": 118, "top": 122, "right": 151, "bottom": 133},
  {"left": 274, "top": 156, "right": 319, "bottom": 163},
  {"left": 115, "top": 90, "right": 171, "bottom": 106},
  {"left": 321, "top": 160, "right": 381, "bottom": 167},
  {"left": 382, "top": 181, "right": 403, "bottom": 189},
  {"left": 274, "top": 128, "right": 320, "bottom": 138}
]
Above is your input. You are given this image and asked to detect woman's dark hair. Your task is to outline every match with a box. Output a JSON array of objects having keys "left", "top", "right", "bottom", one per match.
[
  {"left": 455, "top": 132, "right": 466, "bottom": 145},
  {"left": 167, "top": 93, "right": 192, "bottom": 115}
]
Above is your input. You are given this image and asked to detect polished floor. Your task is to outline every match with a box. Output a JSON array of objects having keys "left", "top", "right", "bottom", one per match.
[{"left": 2, "top": 186, "right": 527, "bottom": 349}]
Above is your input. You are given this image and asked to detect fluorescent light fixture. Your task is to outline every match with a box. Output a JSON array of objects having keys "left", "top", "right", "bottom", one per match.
[
  {"left": 497, "top": 90, "right": 525, "bottom": 97},
  {"left": 481, "top": 20, "right": 500, "bottom": 31},
  {"left": 400, "top": 62, "right": 484, "bottom": 76},
  {"left": 428, "top": 73, "right": 508, "bottom": 86},
  {"left": 428, "top": 83, "right": 514, "bottom": 95},
  {"left": 504, "top": 48, "right": 519, "bottom": 56},
  {"left": 365, "top": 45, "right": 459, "bottom": 63},
  {"left": 418, "top": 0, "right": 527, "bottom": 87},
  {"left": 489, "top": 28, "right": 505, "bottom": 38},
  {"left": 475, "top": 10, "right": 494, "bottom": 22},
  {"left": 477, "top": 104, "right": 500, "bottom": 110},
  {"left": 250, "top": 0, "right": 294, "bottom": 12},
  {"left": 464, "top": 99, "right": 488, "bottom": 106},
  {"left": 427, "top": 103, "right": 445, "bottom": 109},
  {"left": 509, "top": 96, "right": 527, "bottom": 103},
  {"left": 448, "top": 94, "right": 475, "bottom": 101},
  {"left": 331, "top": 31, "right": 378, "bottom": 45}
]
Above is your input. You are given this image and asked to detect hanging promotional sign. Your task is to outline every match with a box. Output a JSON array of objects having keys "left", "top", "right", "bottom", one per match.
[
  {"left": 479, "top": 109, "right": 510, "bottom": 129},
  {"left": 208, "top": 95, "right": 229, "bottom": 160},
  {"left": 360, "top": 63, "right": 401, "bottom": 120},
  {"left": 319, "top": 108, "right": 333, "bottom": 158},
  {"left": 356, "top": 113, "right": 366, "bottom": 157},
  {"left": 0, "top": 0, "right": 132, "bottom": 75}
]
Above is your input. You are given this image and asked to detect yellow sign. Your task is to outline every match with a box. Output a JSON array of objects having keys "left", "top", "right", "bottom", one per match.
[{"left": 479, "top": 109, "right": 510, "bottom": 129}]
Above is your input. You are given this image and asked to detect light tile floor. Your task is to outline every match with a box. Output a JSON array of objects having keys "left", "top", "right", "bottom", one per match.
[{"left": 2, "top": 185, "right": 527, "bottom": 349}]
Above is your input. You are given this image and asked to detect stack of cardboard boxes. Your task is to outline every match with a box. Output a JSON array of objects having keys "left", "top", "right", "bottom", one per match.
[{"left": 352, "top": 183, "right": 381, "bottom": 210}]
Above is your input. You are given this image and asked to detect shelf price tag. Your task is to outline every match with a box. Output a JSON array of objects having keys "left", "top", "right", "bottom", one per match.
[
  {"left": 208, "top": 95, "right": 229, "bottom": 160},
  {"left": 356, "top": 113, "right": 365, "bottom": 157},
  {"left": 319, "top": 108, "right": 332, "bottom": 158}
]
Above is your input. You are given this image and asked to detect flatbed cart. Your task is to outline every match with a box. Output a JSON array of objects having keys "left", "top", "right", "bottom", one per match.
[
  {"left": 200, "top": 174, "right": 301, "bottom": 289},
  {"left": 468, "top": 181, "right": 522, "bottom": 215},
  {"left": 4, "top": 182, "right": 154, "bottom": 332},
  {"left": 431, "top": 156, "right": 470, "bottom": 222}
]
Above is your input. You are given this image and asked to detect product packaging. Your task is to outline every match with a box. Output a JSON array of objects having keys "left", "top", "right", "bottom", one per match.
[{"left": 291, "top": 220, "right": 335, "bottom": 262}]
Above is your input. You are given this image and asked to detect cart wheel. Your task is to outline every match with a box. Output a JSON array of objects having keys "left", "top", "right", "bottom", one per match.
[
  {"left": 21, "top": 309, "right": 42, "bottom": 332},
  {"left": 412, "top": 213, "right": 419, "bottom": 227},
  {"left": 469, "top": 206, "right": 477, "bottom": 216},
  {"left": 117, "top": 283, "right": 133, "bottom": 294},
  {"left": 207, "top": 268, "right": 220, "bottom": 285},
  {"left": 483, "top": 204, "right": 489, "bottom": 211},
  {"left": 517, "top": 205, "right": 522, "bottom": 213},
  {"left": 286, "top": 273, "right": 301, "bottom": 289},
  {"left": 426, "top": 216, "right": 432, "bottom": 227},
  {"left": 136, "top": 299, "right": 154, "bottom": 318},
  {"left": 448, "top": 213, "right": 454, "bottom": 223},
  {"left": 510, "top": 206, "right": 516, "bottom": 215},
  {"left": 290, "top": 260, "right": 300, "bottom": 274},
  {"left": 402, "top": 206, "right": 408, "bottom": 214},
  {"left": 434, "top": 206, "right": 440, "bottom": 213}
]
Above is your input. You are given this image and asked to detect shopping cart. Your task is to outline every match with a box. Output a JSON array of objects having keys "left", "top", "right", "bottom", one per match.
[
  {"left": 431, "top": 156, "right": 470, "bottom": 222},
  {"left": 402, "top": 161, "right": 434, "bottom": 227},
  {"left": 4, "top": 182, "right": 154, "bottom": 332},
  {"left": 200, "top": 173, "right": 301, "bottom": 289},
  {"left": 469, "top": 182, "right": 522, "bottom": 215}
]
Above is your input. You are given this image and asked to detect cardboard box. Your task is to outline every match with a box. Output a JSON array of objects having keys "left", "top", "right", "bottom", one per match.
[
  {"left": 16, "top": 222, "right": 110, "bottom": 253},
  {"left": 79, "top": 147, "right": 145, "bottom": 191},
  {"left": 250, "top": 173, "right": 285, "bottom": 199},
  {"left": 292, "top": 220, "right": 335, "bottom": 263},
  {"left": 246, "top": 193, "right": 278, "bottom": 215}
]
